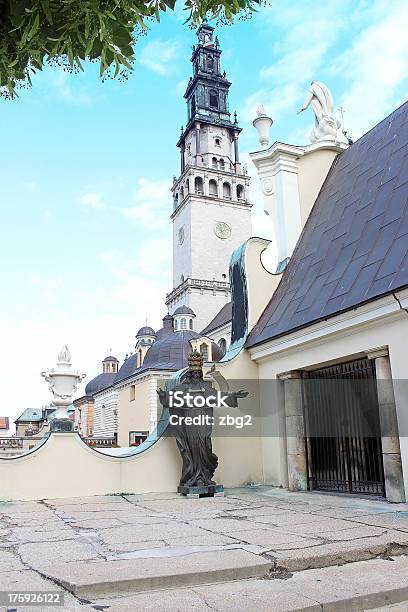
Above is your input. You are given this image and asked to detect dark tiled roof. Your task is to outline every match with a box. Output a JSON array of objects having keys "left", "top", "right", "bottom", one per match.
[
  {"left": 201, "top": 302, "right": 232, "bottom": 335},
  {"left": 173, "top": 305, "right": 196, "bottom": 316},
  {"left": 136, "top": 326, "right": 156, "bottom": 337},
  {"left": 103, "top": 355, "right": 119, "bottom": 362},
  {"left": 85, "top": 372, "right": 117, "bottom": 396},
  {"left": 141, "top": 330, "right": 201, "bottom": 371},
  {"left": 114, "top": 354, "right": 138, "bottom": 384},
  {"left": 247, "top": 101, "right": 408, "bottom": 348}
]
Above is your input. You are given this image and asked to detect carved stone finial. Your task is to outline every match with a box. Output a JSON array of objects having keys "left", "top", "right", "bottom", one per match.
[
  {"left": 256, "top": 104, "right": 267, "bottom": 117},
  {"left": 58, "top": 345, "right": 71, "bottom": 365}
]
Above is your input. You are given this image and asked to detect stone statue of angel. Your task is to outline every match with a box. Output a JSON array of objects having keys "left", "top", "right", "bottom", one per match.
[{"left": 298, "top": 81, "right": 347, "bottom": 144}]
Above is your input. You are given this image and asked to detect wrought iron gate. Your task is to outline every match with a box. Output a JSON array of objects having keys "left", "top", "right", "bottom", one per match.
[{"left": 304, "top": 358, "right": 385, "bottom": 495}]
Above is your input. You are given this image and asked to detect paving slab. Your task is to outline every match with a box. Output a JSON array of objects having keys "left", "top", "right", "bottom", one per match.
[
  {"left": 18, "top": 539, "right": 101, "bottom": 567},
  {"left": 44, "top": 549, "right": 273, "bottom": 598},
  {"left": 91, "top": 555, "right": 408, "bottom": 612}
]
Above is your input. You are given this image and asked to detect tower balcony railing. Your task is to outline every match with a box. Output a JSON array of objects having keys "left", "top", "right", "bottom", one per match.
[{"left": 166, "top": 277, "right": 230, "bottom": 304}]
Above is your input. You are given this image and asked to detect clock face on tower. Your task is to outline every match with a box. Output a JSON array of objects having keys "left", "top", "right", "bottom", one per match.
[{"left": 214, "top": 221, "right": 231, "bottom": 239}]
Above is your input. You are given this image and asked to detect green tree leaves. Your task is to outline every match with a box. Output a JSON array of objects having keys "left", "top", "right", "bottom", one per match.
[{"left": 0, "top": 0, "right": 261, "bottom": 98}]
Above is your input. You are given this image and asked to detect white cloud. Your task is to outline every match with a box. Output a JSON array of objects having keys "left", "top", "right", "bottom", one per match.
[
  {"left": 121, "top": 178, "right": 172, "bottom": 228},
  {"left": 139, "top": 39, "right": 179, "bottom": 75},
  {"left": 333, "top": 1, "right": 408, "bottom": 137},
  {"left": 241, "top": 0, "right": 408, "bottom": 144},
  {"left": 79, "top": 192, "right": 104, "bottom": 209}
]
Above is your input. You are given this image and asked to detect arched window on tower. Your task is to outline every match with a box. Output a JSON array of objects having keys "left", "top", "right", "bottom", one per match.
[
  {"left": 219, "top": 159, "right": 225, "bottom": 171},
  {"left": 173, "top": 193, "right": 179, "bottom": 210},
  {"left": 212, "top": 157, "right": 218, "bottom": 169},
  {"left": 219, "top": 338, "right": 227, "bottom": 356},
  {"left": 223, "top": 182, "right": 231, "bottom": 200},
  {"left": 200, "top": 343, "right": 209, "bottom": 361},
  {"left": 237, "top": 184, "right": 245, "bottom": 201},
  {"left": 194, "top": 176, "right": 204, "bottom": 195},
  {"left": 181, "top": 318, "right": 187, "bottom": 330},
  {"left": 189, "top": 319, "right": 193, "bottom": 330},
  {"left": 209, "top": 179, "right": 218, "bottom": 197},
  {"left": 191, "top": 95, "right": 196, "bottom": 118},
  {"left": 207, "top": 56, "right": 214, "bottom": 72},
  {"left": 180, "top": 186, "right": 184, "bottom": 201},
  {"left": 209, "top": 89, "right": 219, "bottom": 109}
]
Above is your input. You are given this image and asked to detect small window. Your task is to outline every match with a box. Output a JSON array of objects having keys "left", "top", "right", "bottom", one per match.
[
  {"left": 189, "top": 319, "right": 193, "bottom": 330},
  {"left": 209, "top": 179, "right": 218, "bottom": 197},
  {"left": 174, "top": 319, "right": 178, "bottom": 330},
  {"left": 209, "top": 89, "right": 219, "bottom": 109},
  {"left": 180, "top": 186, "right": 184, "bottom": 200},
  {"left": 190, "top": 95, "right": 196, "bottom": 117},
  {"left": 212, "top": 157, "right": 218, "bottom": 169},
  {"left": 200, "top": 343, "right": 209, "bottom": 361},
  {"left": 138, "top": 349, "right": 142, "bottom": 366},
  {"left": 129, "top": 431, "right": 148, "bottom": 446},
  {"left": 215, "top": 138, "right": 221, "bottom": 146},
  {"left": 237, "top": 184, "right": 245, "bottom": 201},
  {"left": 219, "top": 159, "right": 225, "bottom": 171},
  {"left": 223, "top": 182, "right": 231, "bottom": 199},
  {"left": 194, "top": 176, "right": 204, "bottom": 195},
  {"left": 181, "top": 318, "right": 187, "bottom": 330},
  {"left": 207, "top": 56, "right": 214, "bottom": 71},
  {"left": 130, "top": 385, "right": 136, "bottom": 401},
  {"left": 219, "top": 338, "right": 227, "bottom": 356}
]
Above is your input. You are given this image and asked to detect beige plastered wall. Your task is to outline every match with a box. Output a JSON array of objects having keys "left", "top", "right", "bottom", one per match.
[
  {"left": 117, "top": 378, "right": 151, "bottom": 447},
  {"left": 252, "top": 310, "right": 408, "bottom": 495}
]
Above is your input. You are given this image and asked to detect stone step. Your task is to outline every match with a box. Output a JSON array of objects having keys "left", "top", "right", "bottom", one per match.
[
  {"left": 44, "top": 549, "right": 273, "bottom": 598},
  {"left": 87, "top": 555, "right": 408, "bottom": 611}
]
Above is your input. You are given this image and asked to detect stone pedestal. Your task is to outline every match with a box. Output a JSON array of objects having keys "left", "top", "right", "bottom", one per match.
[
  {"left": 50, "top": 418, "right": 74, "bottom": 433},
  {"left": 178, "top": 484, "right": 225, "bottom": 498},
  {"left": 367, "top": 347, "right": 405, "bottom": 503},
  {"left": 279, "top": 371, "right": 307, "bottom": 491}
]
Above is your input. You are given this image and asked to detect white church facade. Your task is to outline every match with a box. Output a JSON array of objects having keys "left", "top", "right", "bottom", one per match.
[{"left": 71, "top": 22, "right": 408, "bottom": 506}]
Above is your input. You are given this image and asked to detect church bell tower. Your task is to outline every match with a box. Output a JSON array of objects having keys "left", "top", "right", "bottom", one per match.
[{"left": 165, "top": 21, "right": 252, "bottom": 332}]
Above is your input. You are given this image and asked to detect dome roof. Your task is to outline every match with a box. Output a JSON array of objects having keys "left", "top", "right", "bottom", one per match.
[
  {"left": 142, "top": 330, "right": 200, "bottom": 371},
  {"left": 136, "top": 326, "right": 156, "bottom": 338},
  {"left": 173, "top": 305, "right": 196, "bottom": 316},
  {"left": 103, "top": 355, "right": 119, "bottom": 362},
  {"left": 114, "top": 353, "right": 138, "bottom": 384},
  {"left": 155, "top": 314, "right": 174, "bottom": 339},
  {"left": 85, "top": 372, "right": 116, "bottom": 396}
]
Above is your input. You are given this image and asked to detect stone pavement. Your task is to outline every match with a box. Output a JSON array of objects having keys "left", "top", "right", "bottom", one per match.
[{"left": 1, "top": 486, "right": 408, "bottom": 611}]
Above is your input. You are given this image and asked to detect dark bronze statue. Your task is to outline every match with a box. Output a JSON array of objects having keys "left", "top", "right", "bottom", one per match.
[{"left": 157, "top": 350, "right": 247, "bottom": 496}]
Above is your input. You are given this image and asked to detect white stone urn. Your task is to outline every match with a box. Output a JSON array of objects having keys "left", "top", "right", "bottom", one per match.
[
  {"left": 253, "top": 105, "right": 273, "bottom": 148},
  {"left": 41, "top": 345, "right": 86, "bottom": 422}
]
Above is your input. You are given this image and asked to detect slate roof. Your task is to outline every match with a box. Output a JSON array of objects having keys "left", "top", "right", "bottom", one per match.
[
  {"left": 136, "top": 326, "right": 156, "bottom": 337},
  {"left": 85, "top": 372, "right": 117, "bottom": 396},
  {"left": 173, "top": 305, "right": 196, "bottom": 316},
  {"left": 14, "top": 408, "right": 55, "bottom": 423},
  {"left": 201, "top": 302, "right": 232, "bottom": 336},
  {"left": 103, "top": 355, "right": 119, "bottom": 362},
  {"left": 114, "top": 354, "right": 138, "bottom": 384},
  {"left": 247, "top": 101, "right": 408, "bottom": 348}
]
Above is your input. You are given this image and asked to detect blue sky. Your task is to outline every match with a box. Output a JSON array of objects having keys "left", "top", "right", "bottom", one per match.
[{"left": 1, "top": 0, "right": 407, "bottom": 429}]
